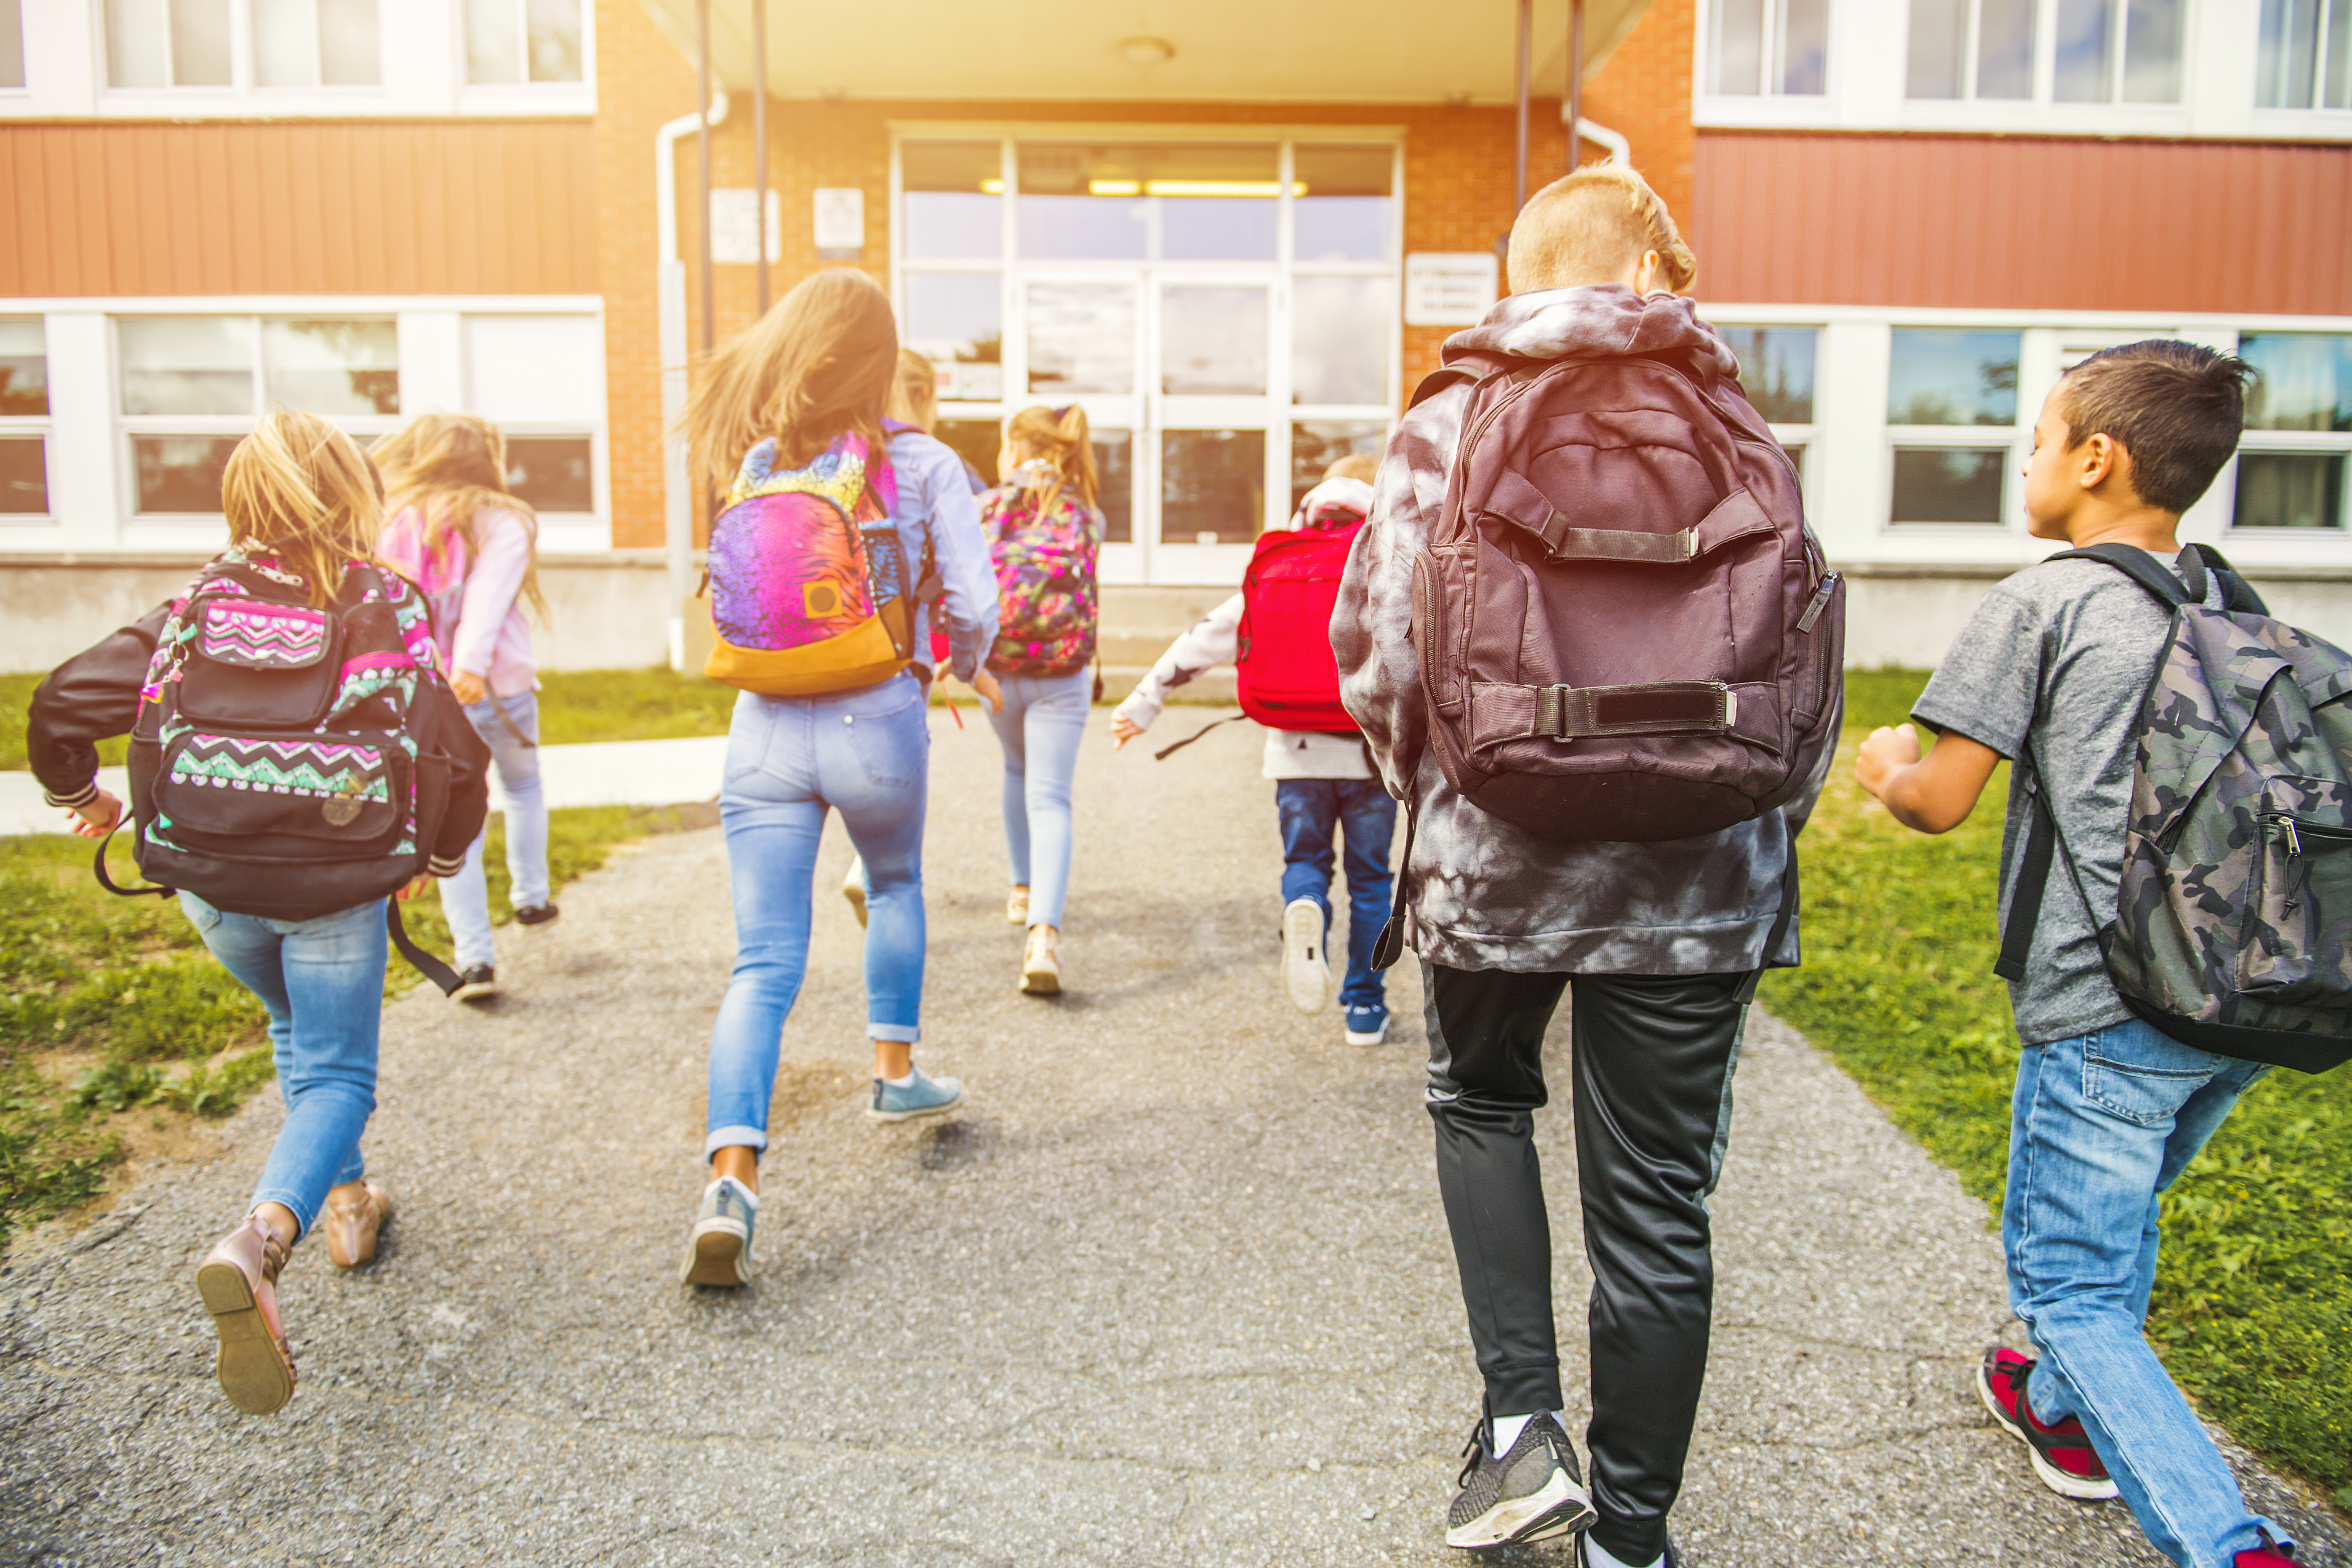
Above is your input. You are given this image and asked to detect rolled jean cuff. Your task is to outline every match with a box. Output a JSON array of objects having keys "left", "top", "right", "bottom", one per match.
[
  {"left": 868, "top": 1022, "right": 920, "bottom": 1045},
  {"left": 703, "top": 1125, "right": 769, "bottom": 1159},
  {"left": 247, "top": 1185, "right": 323, "bottom": 1242}
]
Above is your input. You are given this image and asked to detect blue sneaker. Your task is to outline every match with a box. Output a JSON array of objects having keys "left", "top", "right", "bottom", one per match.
[
  {"left": 680, "top": 1175, "right": 757, "bottom": 1287},
  {"left": 867, "top": 1066, "right": 965, "bottom": 1124},
  {"left": 1344, "top": 1004, "right": 1389, "bottom": 1046}
]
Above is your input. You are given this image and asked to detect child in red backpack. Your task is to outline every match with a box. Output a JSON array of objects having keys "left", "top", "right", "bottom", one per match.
[
  {"left": 1858, "top": 342, "right": 2296, "bottom": 1568},
  {"left": 1110, "top": 455, "right": 1396, "bottom": 1044},
  {"left": 25, "top": 410, "right": 490, "bottom": 1416}
]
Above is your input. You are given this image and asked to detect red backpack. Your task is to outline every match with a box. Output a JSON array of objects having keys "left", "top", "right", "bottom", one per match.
[{"left": 1236, "top": 514, "right": 1364, "bottom": 734}]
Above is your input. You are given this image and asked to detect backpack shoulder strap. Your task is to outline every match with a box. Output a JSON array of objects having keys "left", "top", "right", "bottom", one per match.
[
  {"left": 2182, "top": 541, "right": 2268, "bottom": 616},
  {"left": 2047, "top": 543, "right": 2191, "bottom": 611},
  {"left": 1994, "top": 776, "right": 2059, "bottom": 983},
  {"left": 1407, "top": 351, "right": 1514, "bottom": 412}
]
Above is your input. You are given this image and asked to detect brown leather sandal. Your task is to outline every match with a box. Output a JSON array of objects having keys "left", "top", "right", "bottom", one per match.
[
  {"left": 319, "top": 1181, "right": 394, "bottom": 1269},
  {"left": 195, "top": 1215, "right": 296, "bottom": 1415}
]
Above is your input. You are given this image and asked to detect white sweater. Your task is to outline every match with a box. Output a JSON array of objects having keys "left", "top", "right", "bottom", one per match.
[{"left": 1112, "top": 592, "right": 1373, "bottom": 781}]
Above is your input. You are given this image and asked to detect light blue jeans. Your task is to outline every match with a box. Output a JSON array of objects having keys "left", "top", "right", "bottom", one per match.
[
  {"left": 2003, "top": 1018, "right": 2286, "bottom": 1568},
  {"left": 706, "top": 675, "right": 930, "bottom": 1157},
  {"left": 180, "top": 892, "right": 386, "bottom": 1239},
  {"left": 444, "top": 688, "right": 550, "bottom": 970},
  {"left": 985, "top": 668, "right": 1091, "bottom": 930}
]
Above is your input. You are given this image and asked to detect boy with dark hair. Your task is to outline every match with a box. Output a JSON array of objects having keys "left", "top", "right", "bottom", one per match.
[
  {"left": 1857, "top": 340, "right": 2297, "bottom": 1568},
  {"left": 1334, "top": 164, "right": 1823, "bottom": 1566}
]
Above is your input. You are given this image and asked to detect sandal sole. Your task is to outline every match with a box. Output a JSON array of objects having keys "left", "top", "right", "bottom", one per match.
[{"left": 195, "top": 1261, "right": 294, "bottom": 1415}]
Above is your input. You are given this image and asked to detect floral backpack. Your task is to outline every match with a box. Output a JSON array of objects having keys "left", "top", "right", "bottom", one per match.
[{"left": 984, "top": 483, "right": 1099, "bottom": 678}]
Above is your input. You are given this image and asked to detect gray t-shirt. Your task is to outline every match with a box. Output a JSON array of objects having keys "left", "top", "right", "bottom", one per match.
[{"left": 1912, "top": 556, "right": 2216, "bottom": 1045}]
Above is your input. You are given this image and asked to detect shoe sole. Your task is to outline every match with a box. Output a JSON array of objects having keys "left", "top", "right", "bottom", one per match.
[
  {"left": 1975, "top": 1358, "right": 2119, "bottom": 1501},
  {"left": 867, "top": 1090, "right": 965, "bottom": 1124},
  {"left": 1020, "top": 961, "right": 1061, "bottom": 995},
  {"left": 515, "top": 911, "right": 560, "bottom": 930},
  {"left": 680, "top": 1221, "right": 750, "bottom": 1287},
  {"left": 1283, "top": 902, "right": 1331, "bottom": 1016},
  {"left": 451, "top": 980, "right": 497, "bottom": 1003},
  {"left": 1446, "top": 1470, "right": 1599, "bottom": 1550},
  {"left": 844, "top": 883, "right": 868, "bottom": 929},
  {"left": 195, "top": 1262, "right": 294, "bottom": 1415},
  {"left": 1344, "top": 1022, "right": 1389, "bottom": 1046}
]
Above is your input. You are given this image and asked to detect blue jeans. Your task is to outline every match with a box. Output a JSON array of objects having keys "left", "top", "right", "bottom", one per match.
[
  {"left": 180, "top": 892, "right": 386, "bottom": 1239},
  {"left": 985, "top": 668, "right": 1091, "bottom": 930},
  {"left": 444, "top": 688, "right": 550, "bottom": 969},
  {"left": 1275, "top": 778, "right": 1396, "bottom": 1012},
  {"left": 706, "top": 675, "right": 929, "bottom": 1157},
  {"left": 2003, "top": 1019, "right": 2285, "bottom": 1568}
]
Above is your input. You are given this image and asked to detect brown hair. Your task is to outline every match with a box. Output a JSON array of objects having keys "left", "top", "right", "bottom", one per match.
[
  {"left": 685, "top": 268, "right": 899, "bottom": 492},
  {"left": 1507, "top": 163, "right": 1698, "bottom": 295},
  {"left": 1322, "top": 451, "right": 1380, "bottom": 484},
  {"left": 2057, "top": 341, "right": 2254, "bottom": 515},
  {"left": 886, "top": 348, "right": 940, "bottom": 433},
  {"left": 371, "top": 411, "right": 549, "bottom": 624},
  {"left": 220, "top": 409, "right": 385, "bottom": 608},
  {"left": 1005, "top": 404, "right": 1097, "bottom": 517}
]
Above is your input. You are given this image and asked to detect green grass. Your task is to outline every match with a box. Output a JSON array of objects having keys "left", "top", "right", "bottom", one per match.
[
  {"left": 0, "top": 801, "right": 710, "bottom": 1251},
  {"left": 1, "top": 673, "right": 127, "bottom": 773},
  {"left": 1761, "top": 668, "right": 2352, "bottom": 1491},
  {"left": 533, "top": 666, "right": 737, "bottom": 746}
]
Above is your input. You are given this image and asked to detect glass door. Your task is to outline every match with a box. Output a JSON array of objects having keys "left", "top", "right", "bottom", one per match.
[
  {"left": 1152, "top": 272, "right": 1278, "bottom": 585},
  {"left": 1014, "top": 272, "right": 1145, "bottom": 582}
]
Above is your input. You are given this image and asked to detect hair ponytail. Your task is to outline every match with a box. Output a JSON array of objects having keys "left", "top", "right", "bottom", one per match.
[
  {"left": 1005, "top": 402, "right": 1098, "bottom": 518},
  {"left": 220, "top": 408, "right": 385, "bottom": 607}
]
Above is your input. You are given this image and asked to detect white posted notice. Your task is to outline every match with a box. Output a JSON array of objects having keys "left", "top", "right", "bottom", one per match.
[
  {"left": 1404, "top": 252, "right": 1500, "bottom": 327},
  {"left": 813, "top": 188, "right": 865, "bottom": 255}
]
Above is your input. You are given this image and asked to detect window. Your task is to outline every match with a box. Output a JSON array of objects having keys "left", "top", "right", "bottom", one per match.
[
  {"left": 1016, "top": 143, "right": 1281, "bottom": 262},
  {"left": 108, "top": 0, "right": 232, "bottom": 87},
  {"left": 1720, "top": 326, "right": 1818, "bottom": 494},
  {"left": 1162, "top": 430, "right": 1264, "bottom": 544},
  {"left": 1293, "top": 145, "right": 1394, "bottom": 262},
  {"left": 465, "top": 0, "right": 584, "bottom": 85},
  {"left": 2258, "top": 0, "right": 2352, "bottom": 110},
  {"left": 1289, "top": 420, "right": 1387, "bottom": 512},
  {"left": 107, "top": 0, "right": 381, "bottom": 90},
  {"left": 1887, "top": 328, "right": 2020, "bottom": 525},
  {"left": 461, "top": 314, "right": 601, "bottom": 515},
  {"left": 1708, "top": 0, "right": 1829, "bottom": 96},
  {"left": 2234, "top": 333, "right": 2352, "bottom": 529},
  {"left": 255, "top": 0, "right": 381, "bottom": 87},
  {"left": 1907, "top": 0, "right": 2184, "bottom": 103},
  {"left": 1, "top": 0, "right": 25, "bottom": 91},
  {"left": 117, "top": 316, "right": 397, "bottom": 515},
  {"left": 0, "top": 318, "right": 48, "bottom": 517}
]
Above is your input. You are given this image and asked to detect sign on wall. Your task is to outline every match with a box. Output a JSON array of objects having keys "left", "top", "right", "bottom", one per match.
[
  {"left": 709, "top": 190, "right": 781, "bottom": 264},
  {"left": 814, "top": 188, "right": 864, "bottom": 260},
  {"left": 1404, "top": 252, "right": 1500, "bottom": 327}
]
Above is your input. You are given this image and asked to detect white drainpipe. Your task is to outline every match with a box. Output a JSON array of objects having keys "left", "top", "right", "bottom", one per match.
[
  {"left": 1564, "top": 113, "right": 1630, "bottom": 165},
  {"left": 656, "top": 91, "right": 729, "bottom": 672}
]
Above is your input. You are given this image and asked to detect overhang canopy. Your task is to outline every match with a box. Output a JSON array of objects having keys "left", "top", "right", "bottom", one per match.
[{"left": 634, "top": 1, "right": 1652, "bottom": 106}]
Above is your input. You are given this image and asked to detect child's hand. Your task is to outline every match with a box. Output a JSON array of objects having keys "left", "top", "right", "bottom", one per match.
[
  {"left": 396, "top": 873, "right": 433, "bottom": 902},
  {"left": 451, "top": 671, "right": 488, "bottom": 706},
  {"left": 1111, "top": 713, "right": 1143, "bottom": 750},
  {"left": 1854, "top": 723, "right": 1922, "bottom": 803},
  {"left": 67, "top": 790, "right": 124, "bottom": 839},
  {"left": 971, "top": 670, "right": 1005, "bottom": 716}
]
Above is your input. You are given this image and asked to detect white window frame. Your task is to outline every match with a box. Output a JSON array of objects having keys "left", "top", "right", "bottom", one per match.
[
  {"left": 2232, "top": 329, "right": 2352, "bottom": 532},
  {"left": 454, "top": 0, "right": 594, "bottom": 112},
  {"left": 889, "top": 122, "right": 1404, "bottom": 587},
  {"left": 95, "top": 0, "right": 389, "bottom": 107},
  {"left": 0, "top": 315, "right": 52, "bottom": 525},
  {"left": 2252, "top": 0, "right": 2352, "bottom": 131},
  {"left": 1695, "top": 0, "right": 1837, "bottom": 102}
]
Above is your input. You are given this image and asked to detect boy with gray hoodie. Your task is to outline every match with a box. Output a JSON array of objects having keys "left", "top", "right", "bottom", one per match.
[{"left": 1332, "top": 165, "right": 1827, "bottom": 1565}]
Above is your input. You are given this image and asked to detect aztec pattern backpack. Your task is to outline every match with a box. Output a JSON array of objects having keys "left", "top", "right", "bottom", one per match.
[
  {"left": 1236, "top": 499, "right": 1366, "bottom": 734},
  {"left": 1997, "top": 543, "right": 2352, "bottom": 1074},
  {"left": 1403, "top": 345, "right": 1844, "bottom": 847},
  {"left": 984, "top": 484, "right": 1099, "bottom": 677},
  {"left": 703, "top": 433, "right": 918, "bottom": 696},
  {"left": 101, "top": 550, "right": 468, "bottom": 987}
]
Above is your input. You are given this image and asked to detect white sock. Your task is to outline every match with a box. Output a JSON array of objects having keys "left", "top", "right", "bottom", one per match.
[
  {"left": 883, "top": 1069, "right": 918, "bottom": 1088},
  {"left": 1582, "top": 1540, "right": 1663, "bottom": 1568},
  {"left": 709, "top": 1173, "right": 758, "bottom": 1207},
  {"left": 1486, "top": 1410, "right": 1567, "bottom": 1455}
]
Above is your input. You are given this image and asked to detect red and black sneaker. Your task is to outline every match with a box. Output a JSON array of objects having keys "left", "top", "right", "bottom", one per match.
[{"left": 1977, "top": 1346, "right": 2119, "bottom": 1501}]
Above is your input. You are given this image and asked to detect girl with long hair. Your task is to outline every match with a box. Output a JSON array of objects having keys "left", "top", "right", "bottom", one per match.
[
  {"left": 677, "top": 269, "right": 1000, "bottom": 1288},
  {"left": 374, "top": 413, "right": 554, "bottom": 1001},
  {"left": 24, "top": 409, "right": 489, "bottom": 1414},
  {"left": 983, "top": 405, "right": 1105, "bottom": 996}
]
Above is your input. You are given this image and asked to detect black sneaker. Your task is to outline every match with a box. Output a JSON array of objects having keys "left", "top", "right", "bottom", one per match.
[
  {"left": 451, "top": 964, "right": 497, "bottom": 1002},
  {"left": 1446, "top": 1410, "right": 1597, "bottom": 1550},
  {"left": 1576, "top": 1532, "right": 1680, "bottom": 1567},
  {"left": 513, "top": 903, "right": 561, "bottom": 929}
]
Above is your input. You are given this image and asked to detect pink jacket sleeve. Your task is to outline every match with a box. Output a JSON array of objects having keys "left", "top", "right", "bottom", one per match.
[{"left": 451, "top": 510, "right": 531, "bottom": 680}]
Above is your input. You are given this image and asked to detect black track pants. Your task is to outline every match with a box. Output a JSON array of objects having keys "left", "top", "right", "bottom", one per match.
[{"left": 1423, "top": 962, "right": 1749, "bottom": 1566}]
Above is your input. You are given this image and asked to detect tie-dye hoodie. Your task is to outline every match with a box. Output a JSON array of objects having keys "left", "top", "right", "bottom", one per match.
[{"left": 1331, "top": 284, "right": 1827, "bottom": 975}]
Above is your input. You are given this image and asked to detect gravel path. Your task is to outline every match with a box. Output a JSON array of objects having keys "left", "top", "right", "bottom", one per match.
[{"left": 3, "top": 710, "right": 2342, "bottom": 1566}]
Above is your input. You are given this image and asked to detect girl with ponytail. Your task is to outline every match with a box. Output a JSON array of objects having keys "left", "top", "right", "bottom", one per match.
[{"left": 982, "top": 403, "right": 1106, "bottom": 996}]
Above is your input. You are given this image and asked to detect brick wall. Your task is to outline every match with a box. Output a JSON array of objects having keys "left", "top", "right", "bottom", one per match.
[{"left": 597, "top": 1, "right": 1697, "bottom": 549}]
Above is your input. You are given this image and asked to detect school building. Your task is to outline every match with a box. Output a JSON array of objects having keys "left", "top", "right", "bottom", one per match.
[{"left": 3, "top": 0, "right": 2349, "bottom": 676}]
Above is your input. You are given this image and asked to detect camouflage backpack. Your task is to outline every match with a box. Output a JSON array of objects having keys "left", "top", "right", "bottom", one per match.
[{"left": 1997, "top": 543, "right": 2352, "bottom": 1074}]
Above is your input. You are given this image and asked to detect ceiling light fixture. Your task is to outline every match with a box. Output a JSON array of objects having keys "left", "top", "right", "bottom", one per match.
[{"left": 1120, "top": 35, "right": 1175, "bottom": 67}]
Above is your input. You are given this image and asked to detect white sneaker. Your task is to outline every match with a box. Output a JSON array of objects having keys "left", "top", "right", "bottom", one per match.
[
  {"left": 1020, "top": 925, "right": 1061, "bottom": 995},
  {"left": 1006, "top": 886, "right": 1029, "bottom": 925},
  {"left": 1282, "top": 898, "right": 1331, "bottom": 1016},
  {"left": 843, "top": 856, "right": 868, "bottom": 928}
]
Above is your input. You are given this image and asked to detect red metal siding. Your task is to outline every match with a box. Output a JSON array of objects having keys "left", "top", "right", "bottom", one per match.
[
  {"left": 1692, "top": 131, "right": 2352, "bottom": 316},
  {"left": 0, "top": 120, "right": 597, "bottom": 297}
]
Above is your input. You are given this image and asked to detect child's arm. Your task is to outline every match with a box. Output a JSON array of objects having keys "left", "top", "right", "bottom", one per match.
[
  {"left": 449, "top": 510, "right": 532, "bottom": 704},
  {"left": 1110, "top": 594, "right": 1242, "bottom": 748},
  {"left": 1854, "top": 723, "right": 2002, "bottom": 834},
  {"left": 27, "top": 606, "right": 169, "bottom": 836}
]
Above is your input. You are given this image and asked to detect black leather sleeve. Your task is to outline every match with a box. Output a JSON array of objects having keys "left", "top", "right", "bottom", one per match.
[
  {"left": 26, "top": 606, "right": 170, "bottom": 808},
  {"left": 423, "top": 677, "right": 493, "bottom": 876}
]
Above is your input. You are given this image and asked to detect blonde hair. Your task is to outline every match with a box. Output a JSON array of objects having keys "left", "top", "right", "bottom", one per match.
[
  {"left": 886, "top": 348, "right": 940, "bottom": 433},
  {"left": 372, "top": 411, "right": 548, "bottom": 624},
  {"left": 1507, "top": 164, "right": 1698, "bottom": 295},
  {"left": 685, "top": 268, "right": 898, "bottom": 491},
  {"left": 1005, "top": 404, "right": 1097, "bottom": 517},
  {"left": 220, "top": 409, "right": 385, "bottom": 608},
  {"left": 1322, "top": 452, "right": 1380, "bottom": 484}
]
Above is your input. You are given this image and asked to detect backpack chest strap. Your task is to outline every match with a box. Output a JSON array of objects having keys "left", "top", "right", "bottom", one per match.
[{"left": 1529, "top": 681, "right": 1737, "bottom": 739}]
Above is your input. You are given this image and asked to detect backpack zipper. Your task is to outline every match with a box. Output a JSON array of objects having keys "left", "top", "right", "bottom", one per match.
[
  {"left": 2269, "top": 813, "right": 2352, "bottom": 855},
  {"left": 1798, "top": 571, "right": 1841, "bottom": 633}
]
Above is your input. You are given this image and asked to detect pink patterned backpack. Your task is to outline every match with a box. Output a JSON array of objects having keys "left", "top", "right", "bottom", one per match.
[{"left": 983, "top": 486, "right": 1099, "bottom": 677}]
